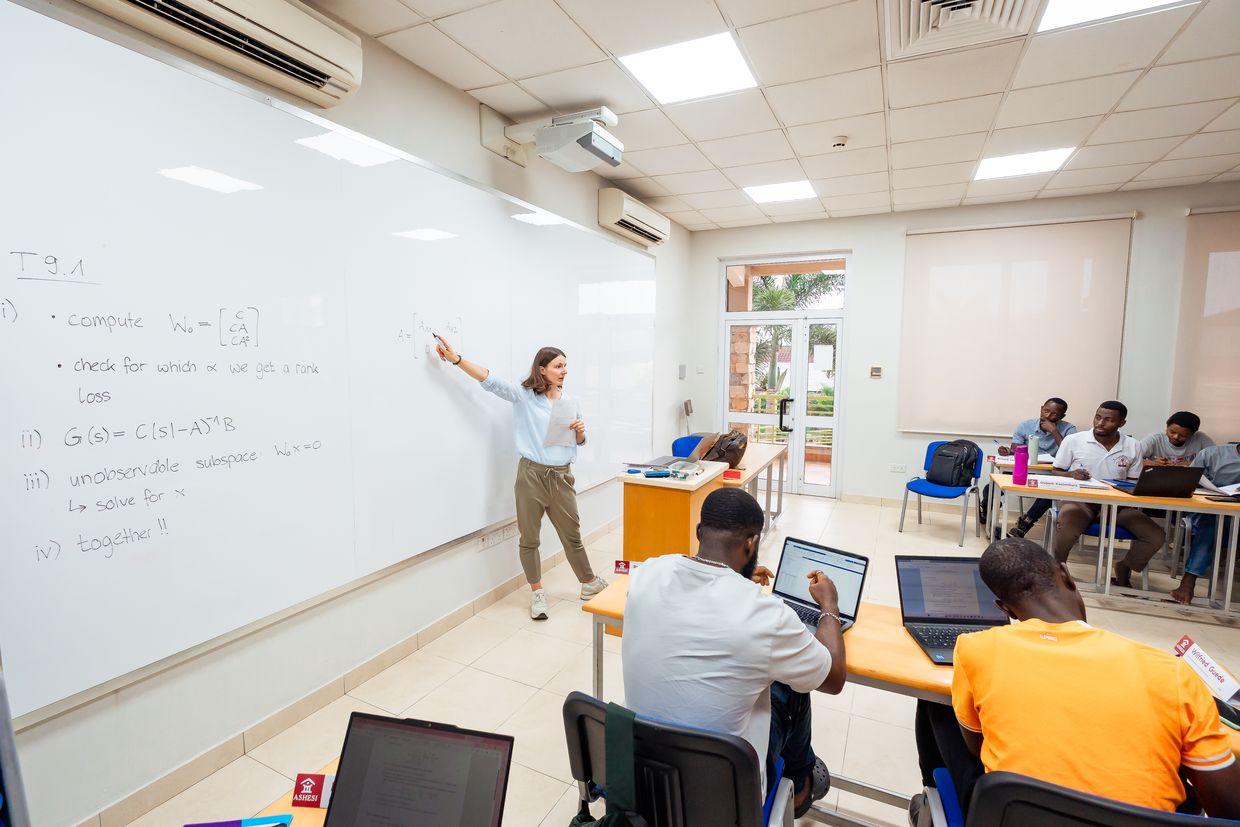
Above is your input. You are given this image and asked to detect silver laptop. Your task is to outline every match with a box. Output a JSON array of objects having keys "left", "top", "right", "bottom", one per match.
[
  {"left": 896, "top": 556, "right": 1009, "bottom": 665},
  {"left": 647, "top": 432, "right": 718, "bottom": 468},
  {"left": 772, "top": 537, "right": 868, "bottom": 632}
]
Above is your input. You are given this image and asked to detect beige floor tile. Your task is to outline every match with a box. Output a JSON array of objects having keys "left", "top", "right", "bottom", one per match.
[
  {"left": 499, "top": 689, "right": 578, "bottom": 784},
  {"left": 540, "top": 785, "right": 604, "bottom": 826},
  {"left": 833, "top": 789, "right": 908, "bottom": 827},
  {"left": 527, "top": 597, "right": 597, "bottom": 644},
  {"left": 477, "top": 587, "right": 547, "bottom": 629},
  {"left": 811, "top": 681, "right": 854, "bottom": 713},
  {"left": 807, "top": 702, "right": 850, "bottom": 771},
  {"left": 419, "top": 613, "right": 519, "bottom": 665},
  {"left": 247, "top": 695, "right": 387, "bottom": 780},
  {"left": 545, "top": 646, "right": 626, "bottom": 704},
  {"left": 346, "top": 649, "right": 466, "bottom": 715},
  {"left": 474, "top": 628, "right": 587, "bottom": 688},
  {"left": 840, "top": 716, "right": 923, "bottom": 797},
  {"left": 850, "top": 684, "right": 916, "bottom": 729},
  {"left": 502, "top": 763, "right": 573, "bottom": 827},
  {"left": 124, "top": 756, "right": 290, "bottom": 827},
  {"left": 539, "top": 562, "right": 587, "bottom": 602},
  {"left": 400, "top": 666, "right": 538, "bottom": 732}
]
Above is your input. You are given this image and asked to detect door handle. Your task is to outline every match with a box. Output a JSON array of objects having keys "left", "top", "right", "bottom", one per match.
[{"left": 779, "top": 397, "right": 794, "bottom": 432}]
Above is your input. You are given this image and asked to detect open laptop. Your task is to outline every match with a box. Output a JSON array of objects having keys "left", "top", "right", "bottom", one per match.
[
  {"left": 772, "top": 537, "right": 869, "bottom": 632},
  {"left": 647, "top": 432, "right": 718, "bottom": 468},
  {"left": 896, "top": 556, "right": 1009, "bottom": 665},
  {"left": 1112, "top": 464, "right": 1204, "bottom": 498},
  {"left": 325, "top": 712, "right": 515, "bottom": 827}
]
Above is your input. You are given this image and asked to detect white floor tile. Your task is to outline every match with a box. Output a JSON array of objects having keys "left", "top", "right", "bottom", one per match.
[
  {"left": 499, "top": 689, "right": 578, "bottom": 784},
  {"left": 346, "top": 650, "right": 465, "bottom": 715},
  {"left": 419, "top": 613, "right": 519, "bottom": 665},
  {"left": 502, "top": 763, "right": 573, "bottom": 827},
  {"left": 474, "top": 629, "right": 586, "bottom": 689},
  {"left": 400, "top": 666, "right": 538, "bottom": 733},
  {"left": 247, "top": 695, "right": 386, "bottom": 780},
  {"left": 125, "top": 757, "right": 290, "bottom": 827}
]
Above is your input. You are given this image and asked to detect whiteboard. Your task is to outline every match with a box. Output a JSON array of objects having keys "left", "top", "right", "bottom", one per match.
[{"left": 0, "top": 1, "right": 654, "bottom": 718}]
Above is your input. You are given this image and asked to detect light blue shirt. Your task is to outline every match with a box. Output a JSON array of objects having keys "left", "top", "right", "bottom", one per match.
[
  {"left": 481, "top": 373, "right": 581, "bottom": 466},
  {"left": 1013, "top": 418, "right": 1077, "bottom": 456}
]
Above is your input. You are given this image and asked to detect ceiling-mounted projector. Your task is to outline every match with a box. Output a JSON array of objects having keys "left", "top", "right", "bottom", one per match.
[{"left": 505, "top": 107, "right": 624, "bottom": 173}]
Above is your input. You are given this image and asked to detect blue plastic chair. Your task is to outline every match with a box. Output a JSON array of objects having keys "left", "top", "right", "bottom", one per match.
[
  {"left": 672, "top": 434, "right": 704, "bottom": 458},
  {"left": 899, "top": 441, "right": 983, "bottom": 547}
]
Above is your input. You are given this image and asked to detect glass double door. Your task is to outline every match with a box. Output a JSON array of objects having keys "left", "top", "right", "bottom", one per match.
[{"left": 723, "top": 317, "right": 840, "bottom": 497}]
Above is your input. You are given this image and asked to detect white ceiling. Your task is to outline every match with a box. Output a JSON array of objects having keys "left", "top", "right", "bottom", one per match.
[{"left": 308, "top": 0, "right": 1240, "bottom": 231}]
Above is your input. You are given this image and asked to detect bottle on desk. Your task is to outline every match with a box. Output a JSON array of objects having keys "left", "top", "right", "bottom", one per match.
[
  {"left": 1012, "top": 445, "right": 1030, "bottom": 486},
  {"left": 1027, "top": 433, "right": 1040, "bottom": 461}
]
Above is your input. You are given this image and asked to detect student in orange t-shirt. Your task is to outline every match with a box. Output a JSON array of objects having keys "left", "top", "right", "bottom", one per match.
[{"left": 913, "top": 538, "right": 1240, "bottom": 822}]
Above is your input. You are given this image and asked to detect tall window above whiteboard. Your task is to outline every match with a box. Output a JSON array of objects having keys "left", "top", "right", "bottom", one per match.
[{"left": 898, "top": 218, "right": 1133, "bottom": 436}]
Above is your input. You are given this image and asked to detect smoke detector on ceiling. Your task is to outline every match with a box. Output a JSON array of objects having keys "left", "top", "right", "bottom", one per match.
[{"left": 886, "top": 0, "right": 1039, "bottom": 60}]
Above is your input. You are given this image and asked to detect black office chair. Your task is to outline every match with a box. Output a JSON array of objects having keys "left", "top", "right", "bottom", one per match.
[{"left": 562, "top": 691, "right": 794, "bottom": 827}]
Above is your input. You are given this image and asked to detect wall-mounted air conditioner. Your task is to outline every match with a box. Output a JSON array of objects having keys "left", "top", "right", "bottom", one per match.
[{"left": 599, "top": 188, "right": 671, "bottom": 247}]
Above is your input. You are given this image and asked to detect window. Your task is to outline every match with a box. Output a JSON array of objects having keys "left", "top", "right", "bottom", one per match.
[{"left": 725, "top": 260, "right": 845, "bottom": 313}]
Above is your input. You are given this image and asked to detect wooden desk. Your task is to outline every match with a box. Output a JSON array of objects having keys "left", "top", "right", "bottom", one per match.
[
  {"left": 617, "top": 461, "right": 728, "bottom": 561},
  {"left": 719, "top": 442, "right": 788, "bottom": 534},
  {"left": 256, "top": 759, "right": 337, "bottom": 825}
]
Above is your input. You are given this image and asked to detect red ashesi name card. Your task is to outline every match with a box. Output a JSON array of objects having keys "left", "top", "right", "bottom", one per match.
[{"left": 291, "top": 773, "right": 335, "bottom": 809}]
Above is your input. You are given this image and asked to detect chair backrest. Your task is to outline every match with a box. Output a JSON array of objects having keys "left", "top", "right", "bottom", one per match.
[
  {"left": 922, "top": 440, "right": 985, "bottom": 480},
  {"left": 671, "top": 435, "right": 704, "bottom": 458},
  {"left": 562, "top": 691, "right": 767, "bottom": 827},
  {"left": 968, "top": 771, "right": 1235, "bottom": 827}
]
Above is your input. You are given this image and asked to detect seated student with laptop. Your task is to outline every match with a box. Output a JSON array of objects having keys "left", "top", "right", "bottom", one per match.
[
  {"left": 1142, "top": 411, "right": 1215, "bottom": 465},
  {"left": 993, "top": 397, "right": 1075, "bottom": 539},
  {"left": 622, "top": 488, "right": 847, "bottom": 819},
  {"left": 1170, "top": 441, "right": 1240, "bottom": 605},
  {"left": 1049, "top": 400, "right": 1164, "bottom": 588},
  {"left": 912, "top": 538, "right": 1240, "bottom": 823}
]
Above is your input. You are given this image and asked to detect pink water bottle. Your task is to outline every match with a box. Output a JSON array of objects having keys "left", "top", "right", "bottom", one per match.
[{"left": 1012, "top": 445, "right": 1029, "bottom": 486}]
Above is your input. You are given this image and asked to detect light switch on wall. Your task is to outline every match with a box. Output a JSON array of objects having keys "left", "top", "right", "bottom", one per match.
[
  {"left": 870, "top": 365, "right": 883, "bottom": 378},
  {"left": 679, "top": 364, "right": 686, "bottom": 380}
]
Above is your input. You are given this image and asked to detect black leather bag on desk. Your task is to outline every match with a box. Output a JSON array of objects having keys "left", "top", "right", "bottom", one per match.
[{"left": 702, "top": 430, "right": 748, "bottom": 469}]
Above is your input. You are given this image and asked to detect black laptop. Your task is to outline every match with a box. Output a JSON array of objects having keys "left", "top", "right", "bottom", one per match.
[
  {"left": 896, "top": 556, "right": 1009, "bottom": 665},
  {"left": 1118, "top": 464, "right": 1204, "bottom": 498},
  {"left": 325, "top": 712, "right": 515, "bottom": 826},
  {"left": 772, "top": 537, "right": 869, "bottom": 632}
]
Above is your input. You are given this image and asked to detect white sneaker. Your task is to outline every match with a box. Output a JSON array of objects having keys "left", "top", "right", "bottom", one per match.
[
  {"left": 530, "top": 589, "right": 549, "bottom": 620},
  {"left": 580, "top": 577, "right": 609, "bottom": 601}
]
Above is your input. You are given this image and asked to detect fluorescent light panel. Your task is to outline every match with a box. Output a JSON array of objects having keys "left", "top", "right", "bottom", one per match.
[
  {"left": 744, "top": 180, "right": 817, "bottom": 204},
  {"left": 619, "top": 33, "right": 756, "bottom": 105},
  {"left": 975, "top": 147, "right": 1075, "bottom": 180},
  {"left": 159, "top": 166, "right": 262, "bottom": 194},
  {"left": 1037, "top": 0, "right": 1195, "bottom": 31},
  {"left": 393, "top": 229, "right": 457, "bottom": 241},
  {"left": 296, "top": 131, "right": 398, "bottom": 167},
  {"left": 511, "top": 211, "right": 568, "bottom": 226}
]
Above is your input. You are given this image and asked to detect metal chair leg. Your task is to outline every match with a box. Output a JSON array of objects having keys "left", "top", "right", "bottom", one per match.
[
  {"left": 899, "top": 489, "right": 909, "bottom": 533},
  {"left": 917, "top": 494, "right": 923, "bottom": 525},
  {"left": 958, "top": 492, "right": 969, "bottom": 547},
  {"left": 972, "top": 487, "right": 981, "bottom": 537}
]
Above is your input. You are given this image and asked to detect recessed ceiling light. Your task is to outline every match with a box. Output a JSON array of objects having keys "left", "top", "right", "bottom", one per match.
[
  {"left": 296, "top": 131, "right": 398, "bottom": 166},
  {"left": 1037, "top": 0, "right": 1195, "bottom": 32},
  {"left": 975, "top": 148, "right": 1075, "bottom": 180},
  {"left": 744, "top": 181, "right": 817, "bottom": 204},
  {"left": 158, "top": 166, "right": 262, "bottom": 194},
  {"left": 393, "top": 229, "right": 457, "bottom": 241},
  {"left": 512, "top": 211, "right": 567, "bottom": 226},
  {"left": 619, "top": 33, "right": 756, "bottom": 105}
]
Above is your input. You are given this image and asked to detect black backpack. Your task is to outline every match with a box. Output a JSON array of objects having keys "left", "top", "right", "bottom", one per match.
[
  {"left": 702, "top": 429, "right": 748, "bottom": 468},
  {"left": 925, "top": 440, "right": 979, "bottom": 487}
]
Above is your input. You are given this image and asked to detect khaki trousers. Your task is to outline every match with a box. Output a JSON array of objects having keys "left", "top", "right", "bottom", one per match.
[
  {"left": 1051, "top": 502, "right": 1164, "bottom": 571},
  {"left": 515, "top": 457, "right": 595, "bottom": 586}
]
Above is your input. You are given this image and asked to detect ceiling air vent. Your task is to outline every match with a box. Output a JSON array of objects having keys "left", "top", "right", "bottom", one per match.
[{"left": 886, "top": 0, "right": 1038, "bottom": 60}]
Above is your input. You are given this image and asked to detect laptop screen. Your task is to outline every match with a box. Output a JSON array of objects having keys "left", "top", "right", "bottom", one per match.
[
  {"left": 896, "top": 557, "right": 1008, "bottom": 623},
  {"left": 774, "top": 538, "right": 867, "bottom": 617},
  {"left": 326, "top": 713, "right": 514, "bottom": 827}
]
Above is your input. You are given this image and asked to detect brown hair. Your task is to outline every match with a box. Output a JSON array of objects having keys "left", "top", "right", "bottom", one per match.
[{"left": 521, "top": 346, "right": 566, "bottom": 395}]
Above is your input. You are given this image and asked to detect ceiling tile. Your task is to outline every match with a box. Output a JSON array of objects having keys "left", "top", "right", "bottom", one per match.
[
  {"left": 894, "top": 200, "right": 961, "bottom": 212},
  {"left": 520, "top": 62, "right": 653, "bottom": 115},
  {"left": 962, "top": 191, "right": 1041, "bottom": 205},
  {"left": 1064, "top": 136, "right": 1184, "bottom": 169},
  {"left": 800, "top": 146, "right": 888, "bottom": 178},
  {"left": 379, "top": 24, "right": 503, "bottom": 89},
  {"left": 997, "top": 72, "right": 1140, "bottom": 128},
  {"left": 770, "top": 211, "right": 832, "bottom": 222},
  {"left": 887, "top": 41, "right": 1023, "bottom": 108},
  {"left": 890, "top": 95, "right": 1002, "bottom": 143},
  {"left": 738, "top": 2, "right": 879, "bottom": 86},
  {"left": 596, "top": 160, "right": 646, "bottom": 179},
  {"left": 1047, "top": 163, "right": 1150, "bottom": 188},
  {"left": 829, "top": 205, "right": 891, "bottom": 217},
  {"left": 822, "top": 190, "right": 890, "bottom": 211},
  {"left": 760, "top": 199, "right": 827, "bottom": 216},
  {"left": 643, "top": 196, "right": 691, "bottom": 213},
  {"left": 654, "top": 170, "right": 736, "bottom": 194},
  {"left": 1013, "top": 5, "right": 1193, "bottom": 89},
  {"left": 1135, "top": 154, "right": 1240, "bottom": 180},
  {"left": 890, "top": 133, "right": 988, "bottom": 169},
  {"left": 718, "top": 218, "right": 773, "bottom": 227},
  {"left": 1159, "top": 0, "right": 1240, "bottom": 64},
  {"left": 623, "top": 144, "right": 714, "bottom": 176},
  {"left": 1164, "top": 129, "right": 1240, "bottom": 160},
  {"left": 681, "top": 189, "right": 753, "bottom": 209},
  {"left": 663, "top": 89, "right": 780, "bottom": 141},
  {"left": 467, "top": 82, "right": 547, "bottom": 120},
  {"left": 407, "top": 0, "right": 493, "bottom": 16},
  {"left": 893, "top": 183, "right": 967, "bottom": 205},
  {"left": 722, "top": 158, "right": 807, "bottom": 187},
  {"left": 1088, "top": 100, "right": 1233, "bottom": 143},
  {"left": 618, "top": 177, "right": 671, "bottom": 198},
  {"left": 1205, "top": 103, "right": 1240, "bottom": 132},
  {"left": 1121, "top": 176, "right": 1214, "bottom": 190},
  {"left": 309, "top": 0, "right": 422, "bottom": 36},
  {"left": 1118, "top": 55, "right": 1240, "bottom": 111},
  {"left": 554, "top": 0, "right": 727, "bottom": 55},
  {"left": 663, "top": 209, "right": 709, "bottom": 227},
  {"left": 609, "top": 109, "right": 688, "bottom": 152},
  {"left": 966, "top": 174, "right": 1055, "bottom": 197},
  {"left": 437, "top": 0, "right": 604, "bottom": 79},
  {"left": 701, "top": 204, "right": 767, "bottom": 222},
  {"left": 812, "top": 171, "right": 888, "bottom": 196},
  {"left": 1037, "top": 184, "right": 1122, "bottom": 198},
  {"left": 765, "top": 67, "right": 884, "bottom": 126},
  {"left": 891, "top": 162, "right": 975, "bottom": 189},
  {"left": 984, "top": 118, "right": 1103, "bottom": 156},
  {"left": 716, "top": 0, "right": 853, "bottom": 28},
  {"left": 787, "top": 112, "right": 886, "bottom": 154},
  {"left": 698, "top": 130, "right": 795, "bottom": 167}
]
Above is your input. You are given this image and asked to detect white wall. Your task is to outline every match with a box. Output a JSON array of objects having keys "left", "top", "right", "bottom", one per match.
[
  {"left": 688, "top": 182, "right": 1240, "bottom": 501},
  {"left": 11, "top": 3, "right": 695, "bottom": 825}
]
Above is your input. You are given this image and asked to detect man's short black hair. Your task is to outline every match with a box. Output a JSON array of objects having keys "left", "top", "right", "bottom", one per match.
[
  {"left": 1099, "top": 400, "right": 1127, "bottom": 420},
  {"left": 1167, "top": 411, "right": 1201, "bottom": 433},
  {"left": 1045, "top": 397, "right": 1068, "bottom": 412},
  {"left": 699, "top": 488, "right": 765, "bottom": 538},
  {"left": 979, "top": 538, "right": 1059, "bottom": 603}
]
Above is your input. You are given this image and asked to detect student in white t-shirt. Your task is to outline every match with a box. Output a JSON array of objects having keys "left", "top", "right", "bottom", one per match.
[
  {"left": 1050, "top": 400, "right": 1164, "bottom": 587},
  {"left": 622, "top": 488, "right": 846, "bottom": 819}
]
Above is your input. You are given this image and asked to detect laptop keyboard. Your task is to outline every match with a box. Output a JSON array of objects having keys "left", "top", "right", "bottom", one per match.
[
  {"left": 909, "top": 624, "right": 981, "bottom": 649},
  {"left": 788, "top": 602, "right": 821, "bottom": 627}
]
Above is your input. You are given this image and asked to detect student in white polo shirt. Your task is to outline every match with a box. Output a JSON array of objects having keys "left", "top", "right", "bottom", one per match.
[{"left": 1049, "top": 401, "right": 1164, "bottom": 588}]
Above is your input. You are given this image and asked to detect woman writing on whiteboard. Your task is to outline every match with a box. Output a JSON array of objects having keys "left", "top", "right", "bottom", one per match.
[{"left": 434, "top": 336, "right": 608, "bottom": 620}]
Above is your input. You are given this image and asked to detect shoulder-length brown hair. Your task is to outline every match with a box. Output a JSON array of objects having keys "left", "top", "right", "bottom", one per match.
[{"left": 521, "top": 346, "right": 566, "bottom": 395}]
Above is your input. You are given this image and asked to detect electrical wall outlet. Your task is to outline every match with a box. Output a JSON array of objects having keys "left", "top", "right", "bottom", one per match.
[{"left": 889, "top": 464, "right": 907, "bottom": 474}]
